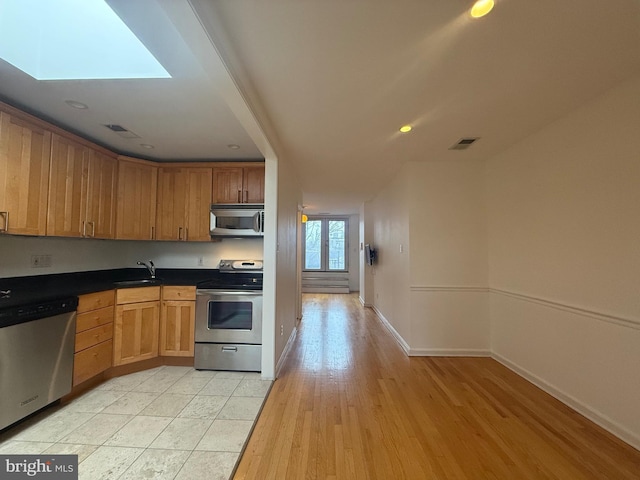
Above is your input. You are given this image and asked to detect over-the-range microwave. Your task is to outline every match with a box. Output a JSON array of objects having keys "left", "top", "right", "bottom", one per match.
[{"left": 210, "top": 204, "right": 265, "bottom": 237}]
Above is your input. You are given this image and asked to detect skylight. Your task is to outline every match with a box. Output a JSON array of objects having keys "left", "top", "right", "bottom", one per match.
[{"left": 0, "top": 0, "right": 171, "bottom": 80}]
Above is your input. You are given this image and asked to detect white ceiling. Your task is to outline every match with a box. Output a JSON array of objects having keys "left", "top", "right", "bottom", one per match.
[{"left": 1, "top": 0, "right": 639, "bottom": 215}]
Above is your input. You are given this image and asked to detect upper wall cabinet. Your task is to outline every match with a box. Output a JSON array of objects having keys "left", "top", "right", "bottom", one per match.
[
  {"left": 0, "top": 110, "right": 52, "bottom": 236},
  {"left": 116, "top": 158, "right": 158, "bottom": 240},
  {"left": 86, "top": 150, "right": 118, "bottom": 239},
  {"left": 156, "top": 167, "right": 213, "bottom": 242},
  {"left": 47, "top": 135, "right": 118, "bottom": 238},
  {"left": 212, "top": 165, "right": 265, "bottom": 204}
]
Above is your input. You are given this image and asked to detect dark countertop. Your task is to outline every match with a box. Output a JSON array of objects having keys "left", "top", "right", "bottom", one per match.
[{"left": 0, "top": 268, "right": 219, "bottom": 309}]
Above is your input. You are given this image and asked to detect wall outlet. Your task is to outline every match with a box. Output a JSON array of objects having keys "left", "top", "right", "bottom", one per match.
[
  {"left": 280, "top": 324, "right": 284, "bottom": 336},
  {"left": 31, "top": 254, "right": 52, "bottom": 268},
  {"left": 197, "top": 256, "right": 204, "bottom": 266}
]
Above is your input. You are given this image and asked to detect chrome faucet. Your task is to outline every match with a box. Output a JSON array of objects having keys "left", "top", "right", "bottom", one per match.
[{"left": 137, "top": 260, "right": 156, "bottom": 279}]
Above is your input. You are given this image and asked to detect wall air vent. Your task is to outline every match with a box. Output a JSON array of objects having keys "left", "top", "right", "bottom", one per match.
[
  {"left": 103, "top": 124, "right": 140, "bottom": 139},
  {"left": 449, "top": 137, "right": 480, "bottom": 150}
]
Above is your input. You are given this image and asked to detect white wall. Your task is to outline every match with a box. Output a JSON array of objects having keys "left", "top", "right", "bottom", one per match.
[
  {"left": 370, "top": 160, "right": 489, "bottom": 354},
  {"left": 486, "top": 74, "right": 640, "bottom": 449},
  {"left": 0, "top": 235, "right": 263, "bottom": 278},
  {"left": 359, "top": 201, "right": 374, "bottom": 306},
  {"left": 407, "top": 161, "right": 489, "bottom": 355},
  {"left": 272, "top": 156, "right": 303, "bottom": 377},
  {"left": 371, "top": 166, "right": 412, "bottom": 342},
  {"left": 347, "top": 213, "right": 360, "bottom": 292}
]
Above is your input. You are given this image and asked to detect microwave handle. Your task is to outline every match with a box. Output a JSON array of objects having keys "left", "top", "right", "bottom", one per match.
[
  {"left": 253, "top": 211, "right": 260, "bottom": 232},
  {"left": 210, "top": 211, "right": 217, "bottom": 233}
]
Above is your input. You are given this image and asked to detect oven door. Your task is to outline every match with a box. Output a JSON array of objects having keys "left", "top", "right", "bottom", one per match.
[{"left": 195, "top": 290, "right": 262, "bottom": 345}]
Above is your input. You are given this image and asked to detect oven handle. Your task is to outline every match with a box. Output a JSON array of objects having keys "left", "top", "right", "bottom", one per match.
[{"left": 196, "top": 290, "right": 262, "bottom": 296}]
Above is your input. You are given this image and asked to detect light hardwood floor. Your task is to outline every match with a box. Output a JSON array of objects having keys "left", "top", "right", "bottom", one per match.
[{"left": 234, "top": 293, "right": 640, "bottom": 479}]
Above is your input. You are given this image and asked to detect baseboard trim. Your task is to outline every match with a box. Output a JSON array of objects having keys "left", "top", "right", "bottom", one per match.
[
  {"left": 492, "top": 352, "right": 640, "bottom": 452},
  {"left": 275, "top": 326, "right": 298, "bottom": 379},
  {"left": 359, "top": 296, "right": 373, "bottom": 308},
  {"left": 372, "top": 306, "right": 410, "bottom": 355},
  {"left": 410, "top": 285, "right": 489, "bottom": 293},
  {"left": 409, "top": 348, "right": 491, "bottom": 357}
]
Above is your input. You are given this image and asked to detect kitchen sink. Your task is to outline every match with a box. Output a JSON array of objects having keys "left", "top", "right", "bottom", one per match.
[{"left": 113, "top": 279, "right": 161, "bottom": 287}]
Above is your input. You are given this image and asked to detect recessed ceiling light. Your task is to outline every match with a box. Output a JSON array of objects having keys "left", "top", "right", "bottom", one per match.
[
  {"left": 470, "top": 0, "right": 494, "bottom": 18},
  {"left": 65, "top": 100, "right": 88, "bottom": 110},
  {"left": 399, "top": 125, "right": 412, "bottom": 133},
  {"left": 140, "top": 144, "right": 155, "bottom": 149},
  {"left": 227, "top": 144, "right": 240, "bottom": 150}
]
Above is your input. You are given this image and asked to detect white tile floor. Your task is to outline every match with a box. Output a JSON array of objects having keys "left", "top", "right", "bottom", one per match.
[{"left": 0, "top": 366, "right": 271, "bottom": 480}]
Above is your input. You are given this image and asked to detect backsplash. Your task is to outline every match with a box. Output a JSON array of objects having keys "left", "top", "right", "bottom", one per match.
[{"left": 0, "top": 235, "right": 263, "bottom": 278}]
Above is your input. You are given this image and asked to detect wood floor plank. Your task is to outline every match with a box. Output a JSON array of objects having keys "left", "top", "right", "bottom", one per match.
[{"left": 234, "top": 293, "right": 640, "bottom": 479}]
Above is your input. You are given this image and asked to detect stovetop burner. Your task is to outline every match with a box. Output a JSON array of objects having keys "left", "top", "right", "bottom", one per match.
[{"left": 196, "top": 260, "right": 263, "bottom": 291}]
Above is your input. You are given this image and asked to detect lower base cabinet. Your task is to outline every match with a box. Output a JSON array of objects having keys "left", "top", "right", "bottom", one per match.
[
  {"left": 113, "top": 287, "right": 160, "bottom": 366},
  {"left": 160, "top": 286, "right": 196, "bottom": 357},
  {"left": 73, "top": 291, "right": 114, "bottom": 386},
  {"left": 72, "top": 285, "right": 196, "bottom": 384}
]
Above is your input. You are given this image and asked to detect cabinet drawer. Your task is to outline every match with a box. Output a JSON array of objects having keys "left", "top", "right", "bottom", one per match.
[
  {"left": 77, "top": 290, "right": 115, "bottom": 313},
  {"left": 116, "top": 286, "right": 161, "bottom": 304},
  {"left": 162, "top": 286, "right": 196, "bottom": 301},
  {"left": 75, "top": 323, "right": 113, "bottom": 353},
  {"left": 76, "top": 306, "right": 114, "bottom": 333},
  {"left": 73, "top": 339, "right": 113, "bottom": 386}
]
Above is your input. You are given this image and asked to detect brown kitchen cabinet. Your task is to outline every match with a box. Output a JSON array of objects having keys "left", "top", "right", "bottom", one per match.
[
  {"left": 47, "top": 135, "right": 118, "bottom": 238},
  {"left": 160, "top": 286, "right": 196, "bottom": 357},
  {"left": 0, "top": 109, "right": 52, "bottom": 236},
  {"left": 156, "top": 167, "right": 212, "bottom": 242},
  {"left": 73, "top": 290, "right": 115, "bottom": 386},
  {"left": 113, "top": 286, "right": 160, "bottom": 366},
  {"left": 116, "top": 158, "right": 158, "bottom": 240},
  {"left": 85, "top": 150, "right": 118, "bottom": 238},
  {"left": 212, "top": 165, "right": 264, "bottom": 204}
]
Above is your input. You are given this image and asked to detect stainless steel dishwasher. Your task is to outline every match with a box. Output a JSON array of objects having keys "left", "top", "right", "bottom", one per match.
[{"left": 0, "top": 296, "right": 78, "bottom": 430}]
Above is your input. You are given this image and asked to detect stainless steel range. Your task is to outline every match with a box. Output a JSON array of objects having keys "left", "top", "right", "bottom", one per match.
[{"left": 194, "top": 260, "right": 263, "bottom": 372}]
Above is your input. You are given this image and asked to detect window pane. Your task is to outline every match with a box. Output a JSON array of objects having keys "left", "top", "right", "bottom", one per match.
[
  {"left": 305, "top": 220, "right": 322, "bottom": 269},
  {"left": 328, "top": 220, "right": 345, "bottom": 270}
]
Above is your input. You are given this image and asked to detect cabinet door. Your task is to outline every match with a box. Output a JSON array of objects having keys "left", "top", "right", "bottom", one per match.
[
  {"left": 47, "top": 134, "right": 89, "bottom": 237},
  {"left": 0, "top": 111, "right": 51, "bottom": 235},
  {"left": 156, "top": 167, "right": 188, "bottom": 241},
  {"left": 185, "top": 167, "right": 212, "bottom": 241},
  {"left": 243, "top": 166, "right": 265, "bottom": 204},
  {"left": 212, "top": 167, "right": 243, "bottom": 204},
  {"left": 114, "top": 301, "right": 159, "bottom": 365},
  {"left": 116, "top": 160, "right": 158, "bottom": 240},
  {"left": 160, "top": 300, "right": 195, "bottom": 356},
  {"left": 86, "top": 151, "right": 117, "bottom": 239}
]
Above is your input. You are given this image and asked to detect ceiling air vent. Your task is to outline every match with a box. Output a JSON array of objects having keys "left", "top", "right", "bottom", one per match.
[
  {"left": 103, "top": 124, "right": 140, "bottom": 139},
  {"left": 449, "top": 137, "right": 479, "bottom": 150}
]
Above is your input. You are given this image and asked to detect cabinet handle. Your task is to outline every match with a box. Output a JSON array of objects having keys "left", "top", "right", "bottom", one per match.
[
  {"left": 244, "top": 190, "right": 248, "bottom": 202},
  {"left": 0, "top": 211, "right": 9, "bottom": 233},
  {"left": 237, "top": 190, "right": 242, "bottom": 203},
  {"left": 178, "top": 226, "right": 183, "bottom": 240},
  {"left": 89, "top": 221, "right": 95, "bottom": 237},
  {"left": 151, "top": 226, "right": 155, "bottom": 240},
  {"left": 82, "top": 221, "right": 87, "bottom": 237}
]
